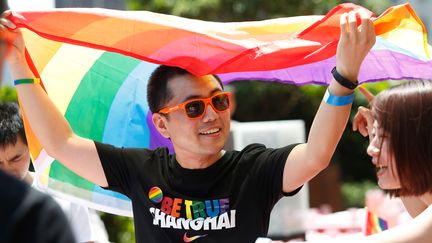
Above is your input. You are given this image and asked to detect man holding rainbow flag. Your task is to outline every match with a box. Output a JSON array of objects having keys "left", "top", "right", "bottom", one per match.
[
  {"left": 2, "top": 6, "right": 375, "bottom": 242},
  {"left": 4, "top": 2, "right": 432, "bottom": 242}
]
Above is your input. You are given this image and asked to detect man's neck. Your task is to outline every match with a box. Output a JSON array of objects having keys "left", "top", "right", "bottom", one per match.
[{"left": 175, "top": 150, "right": 225, "bottom": 169}]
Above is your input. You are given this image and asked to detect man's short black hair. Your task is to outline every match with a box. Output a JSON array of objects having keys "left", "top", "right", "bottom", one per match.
[
  {"left": 0, "top": 102, "right": 27, "bottom": 148},
  {"left": 147, "top": 65, "right": 223, "bottom": 113}
]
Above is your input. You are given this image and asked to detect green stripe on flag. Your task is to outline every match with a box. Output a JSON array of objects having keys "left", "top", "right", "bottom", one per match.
[{"left": 50, "top": 52, "right": 141, "bottom": 189}]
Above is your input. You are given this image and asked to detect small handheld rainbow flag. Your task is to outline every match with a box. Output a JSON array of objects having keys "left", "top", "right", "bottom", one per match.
[{"left": 365, "top": 209, "right": 389, "bottom": 235}]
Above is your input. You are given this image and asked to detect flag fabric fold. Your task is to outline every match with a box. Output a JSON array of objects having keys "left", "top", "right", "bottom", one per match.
[{"left": 10, "top": 3, "right": 432, "bottom": 215}]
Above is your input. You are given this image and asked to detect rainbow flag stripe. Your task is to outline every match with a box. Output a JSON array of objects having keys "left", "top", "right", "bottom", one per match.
[
  {"left": 365, "top": 209, "right": 389, "bottom": 235},
  {"left": 10, "top": 3, "right": 431, "bottom": 215}
]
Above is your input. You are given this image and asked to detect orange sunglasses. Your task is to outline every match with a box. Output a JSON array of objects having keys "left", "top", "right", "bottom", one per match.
[{"left": 158, "top": 92, "right": 231, "bottom": 119}]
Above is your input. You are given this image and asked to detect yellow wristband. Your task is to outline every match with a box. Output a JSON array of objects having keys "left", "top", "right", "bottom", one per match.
[{"left": 14, "top": 78, "right": 41, "bottom": 86}]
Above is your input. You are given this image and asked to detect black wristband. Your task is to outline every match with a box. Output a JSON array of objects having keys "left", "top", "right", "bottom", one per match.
[{"left": 331, "top": 67, "right": 358, "bottom": 90}]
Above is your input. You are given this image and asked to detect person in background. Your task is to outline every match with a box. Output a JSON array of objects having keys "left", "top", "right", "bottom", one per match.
[
  {"left": 0, "top": 102, "right": 101, "bottom": 243},
  {"left": 351, "top": 81, "right": 432, "bottom": 243},
  {"left": 0, "top": 1, "right": 75, "bottom": 242},
  {"left": 280, "top": 81, "right": 432, "bottom": 243}
]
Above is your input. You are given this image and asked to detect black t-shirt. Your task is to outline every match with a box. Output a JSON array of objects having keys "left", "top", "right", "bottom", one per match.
[
  {"left": 96, "top": 142, "right": 301, "bottom": 243},
  {"left": 0, "top": 170, "right": 76, "bottom": 243}
]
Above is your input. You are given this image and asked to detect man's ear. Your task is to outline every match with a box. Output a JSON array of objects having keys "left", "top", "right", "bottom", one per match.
[{"left": 152, "top": 113, "right": 170, "bottom": 138}]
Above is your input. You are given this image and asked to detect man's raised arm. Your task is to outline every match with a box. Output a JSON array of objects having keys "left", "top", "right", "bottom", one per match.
[
  {"left": 282, "top": 10, "right": 376, "bottom": 193},
  {"left": 2, "top": 14, "right": 108, "bottom": 187}
]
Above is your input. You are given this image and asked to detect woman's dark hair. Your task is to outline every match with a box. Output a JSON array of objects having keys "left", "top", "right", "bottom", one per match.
[{"left": 372, "top": 80, "right": 432, "bottom": 197}]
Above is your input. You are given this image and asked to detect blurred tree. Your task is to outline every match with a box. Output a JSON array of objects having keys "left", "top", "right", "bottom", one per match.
[
  {"left": 127, "top": 0, "right": 390, "bottom": 21},
  {"left": 100, "top": 214, "right": 135, "bottom": 243},
  {"left": 341, "top": 180, "right": 378, "bottom": 208},
  {"left": 0, "top": 86, "right": 18, "bottom": 102}
]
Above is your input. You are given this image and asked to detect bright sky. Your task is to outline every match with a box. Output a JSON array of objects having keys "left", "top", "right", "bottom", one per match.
[{"left": 8, "top": 0, "right": 55, "bottom": 11}]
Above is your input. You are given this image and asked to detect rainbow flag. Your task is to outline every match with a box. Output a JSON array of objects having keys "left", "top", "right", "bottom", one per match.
[
  {"left": 365, "top": 209, "right": 388, "bottom": 235},
  {"left": 9, "top": 3, "right": 432, "bottom": 216}
]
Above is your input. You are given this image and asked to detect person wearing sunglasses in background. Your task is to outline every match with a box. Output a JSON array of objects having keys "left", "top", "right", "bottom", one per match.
[
  {"left": 0, "top": 2, "right": 75, "bottom": 242},
  {"left": 2, "top": 8, "right": 375, "bottom": 243}
]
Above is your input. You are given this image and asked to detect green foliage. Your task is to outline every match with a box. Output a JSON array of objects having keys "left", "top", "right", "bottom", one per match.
[
  {"left": 359, "top": 0, "right": 393, "bottom": 14},
  {"left": 230, "top": 81, "right": 318, "bottom": 122},
  {"left": 127, "top": 0, "right": 391, "bottom": 21},
  {"left": 100, "top": 214, "right": 135, "bottom": 243},
  {"left": 0, "top": 86, "right": 18, "bottom": 102},
  {"left": 354, "top": 81, "right": 395, "bottom": 105},
  {"left": 341, "top": 180, "right": 378, "bottom": 208}
]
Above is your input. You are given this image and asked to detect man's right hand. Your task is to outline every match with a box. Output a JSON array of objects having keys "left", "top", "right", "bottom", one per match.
[
  {"left": 1, "top": 10, "right": 108, "bottom": 187},
  {"left": 0, "top": 11, "right": 26, "bottom": 65},
  {"left": 335, "top": 10, "right": 376, "bottom": 86}
]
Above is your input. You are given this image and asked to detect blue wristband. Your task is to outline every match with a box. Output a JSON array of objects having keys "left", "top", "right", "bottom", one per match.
[{"left": 323, "top": 88, "right": 354, "bottom": 106}]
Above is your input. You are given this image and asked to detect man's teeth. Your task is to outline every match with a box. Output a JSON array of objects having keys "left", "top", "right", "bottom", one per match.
[{"left": 200, "top": 128, "right": 220, "bottom": 135}]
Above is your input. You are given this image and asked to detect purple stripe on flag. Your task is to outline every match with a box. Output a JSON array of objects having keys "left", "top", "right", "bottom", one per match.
[{"left": 219, "top": 50, "right": 432, "bottom": 85}]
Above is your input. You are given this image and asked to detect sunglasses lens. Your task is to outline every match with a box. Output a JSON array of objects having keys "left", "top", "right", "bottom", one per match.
[
  {"left": 185, "top": 100, "right": 205, "bottom": 118},
  {"left": 212, "top": 93, "right": 229, "bottom": 111}
]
